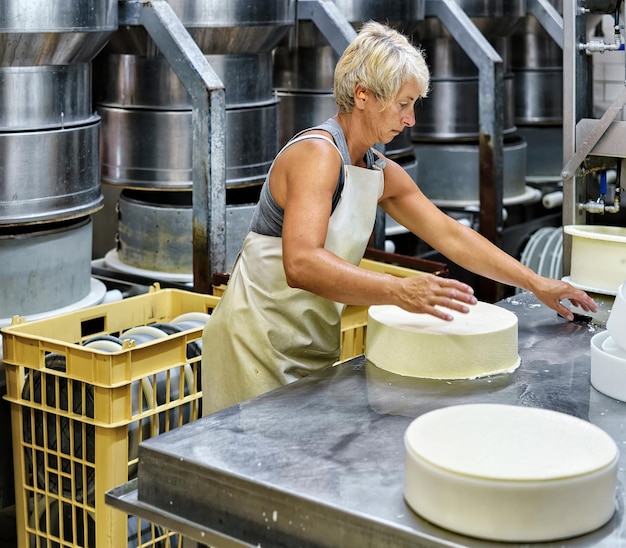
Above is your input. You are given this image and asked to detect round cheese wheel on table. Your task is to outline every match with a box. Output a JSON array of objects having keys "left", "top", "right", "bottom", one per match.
[
  {"left": 404, "top": 404, "right": 619, "bottom": 542},
  {"left": 366, "top": 301, "right": 520, "bottom": 379}
]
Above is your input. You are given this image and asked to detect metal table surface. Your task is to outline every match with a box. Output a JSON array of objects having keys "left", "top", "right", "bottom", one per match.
[{"left": 107, "top": 292, "right": 626, "bottom": 547}]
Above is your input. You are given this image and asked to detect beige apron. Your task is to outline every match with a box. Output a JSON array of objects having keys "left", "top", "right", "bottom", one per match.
[{"left": 202, "top": 135, "right": 384, "bottom": 415}]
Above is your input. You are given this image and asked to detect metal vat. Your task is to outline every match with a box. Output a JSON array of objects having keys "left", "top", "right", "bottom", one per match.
[
  {"left": 0, "top": 0, "right": 116, "bottom": 226},
  {"left": 0, "top": 219, "right": 94, "bottom": 318},
  {"left": 413, "top": 137, "right": 528, "bottom": 205},
  {"left": 411, "top": 0, "right": 525, "bottom": 141},
  {"left": 99, "top": 98, "right": 278, "bottom": 189},
  {"left": 0, "top": 118, "right": 101, "bottom": 224},
  {"left": 111, "top": 190, "right": 255, "bottom": 276}
]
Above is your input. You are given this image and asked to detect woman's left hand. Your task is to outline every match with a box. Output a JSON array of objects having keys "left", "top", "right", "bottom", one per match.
[{"left": 531, "top": 277, "right": 598, "bottom": 321}]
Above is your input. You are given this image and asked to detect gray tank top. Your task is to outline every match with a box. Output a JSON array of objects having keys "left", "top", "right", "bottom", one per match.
[{"left": 249, "top": 118, "right": 378, "bottom": 237}]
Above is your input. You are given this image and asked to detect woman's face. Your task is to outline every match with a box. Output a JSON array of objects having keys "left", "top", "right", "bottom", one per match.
[{"left": 363, "top": 80, "right": 420, "bottom": 144}]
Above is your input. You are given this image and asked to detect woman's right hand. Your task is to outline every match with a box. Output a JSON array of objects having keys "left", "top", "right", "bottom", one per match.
[{"left": 393, "top": 274, "right": 478, "bottom": 321}]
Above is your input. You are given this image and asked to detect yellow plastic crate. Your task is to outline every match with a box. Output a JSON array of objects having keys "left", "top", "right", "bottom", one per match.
[
  {"left": 337, "top": 258, "right": 427, "bottom": 362},
  {"left": 2, "top": 285, "right": 219, "bottom": 548}
]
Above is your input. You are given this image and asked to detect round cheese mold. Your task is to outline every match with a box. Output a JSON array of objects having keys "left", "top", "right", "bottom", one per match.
[
  {"left": 404, "top": 404, "right": 619, "bottom": 542},
  {"left": 366, "top": 301, "right": 520, "bottom": 379}
]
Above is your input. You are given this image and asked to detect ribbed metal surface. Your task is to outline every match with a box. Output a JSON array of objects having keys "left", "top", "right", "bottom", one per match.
[{"left": 0, "top": 219, "right": 93, "bottom": 317}]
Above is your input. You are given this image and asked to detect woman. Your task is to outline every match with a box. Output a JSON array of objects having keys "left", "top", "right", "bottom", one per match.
[{"left": 201, "top": 21, "right": 597, "bottom": 415}]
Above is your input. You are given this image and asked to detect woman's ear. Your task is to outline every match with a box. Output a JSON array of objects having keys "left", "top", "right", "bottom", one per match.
[{"left": 355, "top": 85, "right": 368, "bottom": 107}]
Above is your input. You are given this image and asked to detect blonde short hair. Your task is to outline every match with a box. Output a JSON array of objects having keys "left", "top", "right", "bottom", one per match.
[{"left": 333, "top": 21, "right": 430, "bottom": 114}]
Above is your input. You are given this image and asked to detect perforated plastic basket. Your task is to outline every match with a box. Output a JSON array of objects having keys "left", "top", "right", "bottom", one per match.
[{"left": 2, "top": 285, "right": 219, "bottom": 548}]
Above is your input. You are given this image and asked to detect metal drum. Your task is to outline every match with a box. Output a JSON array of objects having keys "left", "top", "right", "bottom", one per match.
[
  {"left": 510, "top": 4, "right": 563, "bottom": 126},
  {"left": 413, "top": 137, "right": 528, "bottom": 205},
  {"left": 112, "top": 190, "right": 255, "bottom": 276},
  {"left": 0, "top": 219, "right": 94, "bottom": 318},
  {"left": 411, "top": 0, "right": 524, "bottom": 141},
  {"left": 95, "top": 52, "right": 274, "bottom": 109},
  {"left": 99, "top": 98, "right": 278, "bottom": 189},
  {"left": 413, "top": 73, "right": 516, "bottom": 141},
  {"left": 0, "top": 0, "right": 117, "bottom": 66},
  {"left": 509, "top": 0, "right": 563, "bottom": 181},
  {"left": 105, "top": 0, "right": 293, "bottom": 56},
  {"left": 0, "top": 0, "right": 116, "bottom": 225},
  {"left": 0, "top": 64, "right": 92, "bottom": 129},
  {"left": 97, "top": 50, "right": 278, "bottom": 188},
  {"left": 0, "top": 117, "right": 102, "bottom": 224},
  {"left": 95, "top": 0, "right": 292, "bottom": 189}
]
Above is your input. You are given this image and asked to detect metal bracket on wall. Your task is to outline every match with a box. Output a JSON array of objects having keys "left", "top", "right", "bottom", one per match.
[
  {"left": 562, "top": 86, "right": 626, "bottom": 180},
  {"left": 118, "top": 0, "right": 227, "bottom": 294}
]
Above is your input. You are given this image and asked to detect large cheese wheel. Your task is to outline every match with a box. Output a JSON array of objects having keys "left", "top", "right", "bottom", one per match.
[
  {"left": 366, "top": 301, "right": 520, "bottom": 379},
  {"left": 404, "top": 404, "right": 619, "bottom": 542}
]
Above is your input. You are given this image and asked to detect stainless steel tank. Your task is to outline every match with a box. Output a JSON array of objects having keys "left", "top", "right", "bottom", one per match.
[
  {"left": 412, "top": 0, "right": 524, "bottom": 141},
  {"left": 109, "top": 190, "right": 253, "bottom": 277},
  {"left": 0, "top": 2, "right": 116, "bottom": 225},
  {"left": 510, "top": 0, "right": 563, "bottom": 182},
  {"left": 0, "top": 219, "right": 99, "bottom": 319},
  {"left": 93, "top": 0, "right": 293, "bottom": 273},
  {"left": 97, "top": 52, "right": 278, "bottom": 188},
  {"left": 409, "top": 0, "right": 530, "bottom": 205},
  {"left": 0, "top": 1, "right": 116, "bottom": 316},
  {"left": 96, "top": 0, "right": 292, "bottom": 190}
]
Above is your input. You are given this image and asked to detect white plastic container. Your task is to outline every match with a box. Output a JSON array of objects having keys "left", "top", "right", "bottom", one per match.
[
  {"left": 564, "top": 225, "right": 626, "bottom": 293},
  {"left": 607, "top": 282, "right": 626, "bottom": 352},
  {"left": 591, "top": 330, "right": 626, "bottom": 401}
]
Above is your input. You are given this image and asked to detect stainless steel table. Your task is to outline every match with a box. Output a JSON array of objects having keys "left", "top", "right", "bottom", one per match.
[{"left": 107, "top": 292, "right": 626, "bottom": 547}]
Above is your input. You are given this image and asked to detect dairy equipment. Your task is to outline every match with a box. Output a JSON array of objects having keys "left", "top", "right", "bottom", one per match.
[
  {"left": 0, "top": 1, "right": 116, "bottom": 323},
  {"left": 93, "top": 0, "right": 293, "bottom": 290},
  {"left": 561, "top": 0, "right": 626, "bottom": 283},
  {"left": 0, "top": 0, "right": 118, "bottom": 511}
]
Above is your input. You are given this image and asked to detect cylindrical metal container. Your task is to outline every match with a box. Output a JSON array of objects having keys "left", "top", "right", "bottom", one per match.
[
  {"left": 0, "top": 117, "right": 102, "bottom": 224},
  {"left": 0, "top": 64, "right": 92, "bottom": 130},
  {"left": 411, "top": 0, "right": 524, "bottom": 140},
  {"left": 113, "top": 190, "right": 256, "bottom": 275},
  {"left": 413, "top": 137, "right": 528, "bottom": 205},
  {"left": 99, "top": 99, "right": 278, "bottom": 189},
  {"left": 117, "top": 191, "right": 194, "bottom": 274},
  {"left": 105, "top": 0, "right": 294, "bottom": 56},
  {"left": 0, "top": 0, "right": 117, "bottom": 66},
  {"left": 95, "top": 52, "right": 274, "bottom": 109},
  {"left": 0, "top": 219, "right": 93, "bottom": 318},
  {"left": 413, "top": 74, "right": 516, "bottom": 141},
  {"left": 510, "top": 0, "right": 562, "bottom": 125}
]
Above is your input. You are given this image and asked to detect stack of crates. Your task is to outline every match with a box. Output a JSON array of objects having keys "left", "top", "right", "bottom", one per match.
[{"left": 2, "top": 285, "right": 220, "bottom": 547}]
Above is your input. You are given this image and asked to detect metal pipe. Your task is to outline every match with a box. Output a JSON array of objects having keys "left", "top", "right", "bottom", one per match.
[{"left": 118, "top": 0, "right": 227, "bottom": 294}]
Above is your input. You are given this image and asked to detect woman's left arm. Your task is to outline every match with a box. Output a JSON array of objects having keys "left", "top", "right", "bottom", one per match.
[{"left": 379, "top": 158, "right": 598, "bottom": 320}]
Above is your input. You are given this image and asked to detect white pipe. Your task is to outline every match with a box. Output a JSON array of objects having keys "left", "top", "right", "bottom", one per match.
[{"left": 542, "top": 191, "right": 563, "bottom": 209}]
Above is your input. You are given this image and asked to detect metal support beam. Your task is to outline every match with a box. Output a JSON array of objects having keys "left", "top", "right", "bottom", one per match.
[
  {"left": 118, "top": 0, "right": 227, "bottom": 294},
  {"left": 526, "top": 0, "right": 564, "bottom": 49},
  {"left": 425, "top": 0, "right": 504, "bottom": 301},
  {"left": 562, "top": 86, "right": 626, "bottom": 179},
  {"left": 296, "top": 0, "right": 357, "bottom": 56},
  {"left": 425, "top": 0, "right": 504, "bottom": 242}
]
